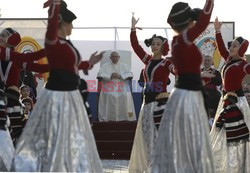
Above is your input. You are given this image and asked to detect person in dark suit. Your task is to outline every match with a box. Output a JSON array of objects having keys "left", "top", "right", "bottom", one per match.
[
  {"left": 79, "top": 78, "right": 92, "bottom": 121},
  {"left": 201, "top": 55, "right": 222, "bottom": 123}
]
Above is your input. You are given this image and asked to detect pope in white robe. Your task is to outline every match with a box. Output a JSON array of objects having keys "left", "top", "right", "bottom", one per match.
[{"left": 97, "top": 51, "right": 136, "bottom": 121}]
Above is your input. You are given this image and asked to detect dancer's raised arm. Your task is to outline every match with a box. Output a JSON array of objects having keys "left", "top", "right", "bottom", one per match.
[{"left": 214, "top": 17, "right": 230, "bottom": 60}]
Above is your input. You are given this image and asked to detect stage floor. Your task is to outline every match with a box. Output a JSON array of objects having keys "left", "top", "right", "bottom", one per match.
[{"left": 102, "top": 160, "right": 129, "bottom": 173}]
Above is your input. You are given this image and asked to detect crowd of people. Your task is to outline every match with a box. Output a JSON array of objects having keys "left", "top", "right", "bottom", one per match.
[{"left": 0, "top": 0, "right": 250, "bottom": 172}]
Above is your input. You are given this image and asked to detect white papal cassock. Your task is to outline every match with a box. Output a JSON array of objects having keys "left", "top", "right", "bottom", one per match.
[{"left": 97, "top": 62, "right": 136, "bottom": 121}]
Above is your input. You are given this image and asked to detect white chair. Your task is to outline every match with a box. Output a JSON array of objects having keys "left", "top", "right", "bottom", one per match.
[{"left": 97, "top": 50, "right": 133, "bottom": 121}]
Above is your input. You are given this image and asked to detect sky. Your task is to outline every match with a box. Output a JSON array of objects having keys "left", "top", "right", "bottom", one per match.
[
  {"left": 0, "top": 0, "right": 250, "bottom": 30},
  {"left": 0, "top": 0, "right": 250, "bottom": 49}
]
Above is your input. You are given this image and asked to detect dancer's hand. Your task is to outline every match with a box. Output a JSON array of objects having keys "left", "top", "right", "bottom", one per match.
[
  {"left": 214, "top": 17, "right": 222, "bottom": 32},
  {"left": 43, "top": 0, "right": 52, "bottom": 8},
  {"left": 89, "top": 51, "right": 105, "bottom": 65},
  {"left": 131, "top": 12, "right": 139, "bottom": 29}
]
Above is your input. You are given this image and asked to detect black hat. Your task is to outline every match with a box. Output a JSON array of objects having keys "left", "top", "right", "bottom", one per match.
[
  {"left": 60, "top": 0, "right": 77, "bottom": 23},
  {"left": 190, "top": 8, "right": 202, "bottom": 21},
  {"left": 228, "top": 37, "right": 249, "bottom": 57},
  {"left": 227, "top": 41, "right": 232, "bottom": 50},
  {"left": 167, "top": 2, "right": 201, "bottom": 29},
  {"left": 235, "top": 37, "right": 249, "bottom": 57},
  {"left": 235, "top": 37, "right": 244, "bottom": 45},
  {"left": 144, "top": 34, "right": 169, "bottom": 56}
]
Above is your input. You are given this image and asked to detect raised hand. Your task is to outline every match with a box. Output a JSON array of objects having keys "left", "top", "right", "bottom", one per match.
[
  {"left": 131, "top": 12, "right": 139, "bottom": 29},
  {"left": 43, "top": 0, "right": 52, "bottom": 8},
  {"left": 89, "top": 51, "right": 105, "bottom": 65},
  {"left": 214, "top": 17, "right": 222, "bottom": 32}
]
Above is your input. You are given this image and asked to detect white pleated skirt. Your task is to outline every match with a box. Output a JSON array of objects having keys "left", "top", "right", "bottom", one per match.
[
  {"left": 0, "top": 129, "right": 14, "bottom": 171},
  {"left": 129, "top": 101, "right": 162, "bottom": 173},
  {"left": 149, "top": 88, "right": 215, "bottom": 173},
  {"left": 210, "top": 96, "right": 250, "bottom": 173},
  {"left": 12, "top": 88, "right": 103, "bottom": 172}
]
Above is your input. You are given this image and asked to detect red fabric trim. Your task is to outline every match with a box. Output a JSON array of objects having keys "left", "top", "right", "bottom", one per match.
[
  {"left": 224, "top": 110, "right": 242, "bottom": 119},
  {"left": 226, "top": 127, "right": 249, "bottom": 138}
]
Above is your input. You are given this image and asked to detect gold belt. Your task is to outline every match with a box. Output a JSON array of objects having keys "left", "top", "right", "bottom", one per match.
[
  {"left": 223, "top": 92, "right": 237, "bottom": 100},
  {"left": 155, "top": 92, "right": 170, "bottom": 100}
]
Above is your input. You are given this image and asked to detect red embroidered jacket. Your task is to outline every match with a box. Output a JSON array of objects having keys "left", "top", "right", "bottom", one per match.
[
  {"left": 0, "top": 46, "right": 47, "bottom": 87},
  {"left": 216, "top": 32, "right": 250, "bottom": 92},
  {"left": 171, "top": 0, "right": 214, "bottom": 76},
  {"left": 45, "top": 0, "right": 92, "bottom": 74},
  {"left": 0, "top": 61, "right": 49, "bottom": 87},
  {"left": 130, "top": 31, "right": 173, "bottom": 93}
]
